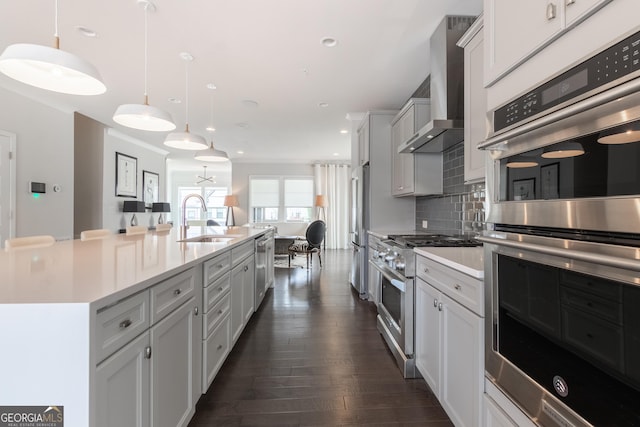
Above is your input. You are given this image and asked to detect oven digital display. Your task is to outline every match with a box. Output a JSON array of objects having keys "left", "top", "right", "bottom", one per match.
[{"left": 541, "top": 69, "right": 588, "bottom": 106}]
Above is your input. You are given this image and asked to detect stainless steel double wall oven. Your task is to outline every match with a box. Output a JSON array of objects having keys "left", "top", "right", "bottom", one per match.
[{"left": 481, "top": 27, "right": 640, "bottom": 427}]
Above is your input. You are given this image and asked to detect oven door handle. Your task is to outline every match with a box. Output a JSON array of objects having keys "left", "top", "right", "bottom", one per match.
[
  {"left": 370, "top": 260, "right": 407, "bottom": 292},
  {"left": 478, "top": 235, "right": 640, "bottom": 272}
]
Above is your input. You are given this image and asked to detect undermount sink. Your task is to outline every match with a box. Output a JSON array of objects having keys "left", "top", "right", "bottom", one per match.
[{"left": 178, "top": 234, "right": 242, "bottom": 243}]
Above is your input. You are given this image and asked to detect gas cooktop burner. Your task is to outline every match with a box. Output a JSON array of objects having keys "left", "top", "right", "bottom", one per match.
[{"left": 388, "top": 234, "right": 482, "bottom": 248}]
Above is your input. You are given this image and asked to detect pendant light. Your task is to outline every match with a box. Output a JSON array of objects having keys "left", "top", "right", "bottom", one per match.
[
  {"left": 112, "top": 0, "right": 175, "bottom": 132},
  {"left": 164, "top": 52, "right": 208, "bottom": 150},
  {"left": 194, "top": 85, "right": 229, "bottom": 161},
  {"left": 0, "top": 0, "right": 106, "bottom": 95},
  {"left": 597, "top": 122, "right": 640, "bottom": 145},
  {"left": 541, "top": 141, "right": 585, "bottom": 158}
]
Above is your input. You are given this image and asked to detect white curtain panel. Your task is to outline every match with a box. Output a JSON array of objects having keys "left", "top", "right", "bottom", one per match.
[{"left": 314, "top": 163, "right": 351, "bottom": 249}]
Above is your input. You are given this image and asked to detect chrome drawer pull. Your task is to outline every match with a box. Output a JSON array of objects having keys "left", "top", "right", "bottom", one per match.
[
  {"left": 546, "top": 3, "right": 557, "bottom": 20},
  {"left": 423, "top": 267, "right": 429, "bottom": 274},
  {"left": 438, "top": 302, "right": 443, "bottom": 312},
  {"left": 218, "top": 309, "right": 223, "bottom": 314},
  {"left": 433, "top": 299, "right": 438, "bottom": 308},
  {"left": 119, "top": 319, "right": 132, "bottom": 329},
  {"left": 218, "top": 287, "right": 224, "bottom": 291},
  {"left": 454, "top": 284, "right": 462, "bottom": 291},
  {"left": 174, "top": 289, "right": 182, "bottom": 296},
  {"left": 145, "top": 346, "right": 152, "bottom": 359},
  {"left": 194, "top": 307, "right": 199, "bottom": 316},
  {"left": 566, "top": 0, "right": 575, "bottom": 5},
  {"left": 217, "top": 344, "right": 223, "bottom": 350}
]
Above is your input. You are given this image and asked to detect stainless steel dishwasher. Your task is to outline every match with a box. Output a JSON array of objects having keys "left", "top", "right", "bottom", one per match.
[{"left": 254, "top": 230, "right": 274, "bottom": 311}]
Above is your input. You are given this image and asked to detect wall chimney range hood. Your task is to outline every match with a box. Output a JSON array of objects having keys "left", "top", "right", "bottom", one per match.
[{"left": 399, "top": 15, "right": 475, "bottom": 154}]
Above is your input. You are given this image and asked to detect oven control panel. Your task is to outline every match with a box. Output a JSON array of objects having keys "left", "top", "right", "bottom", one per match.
[{"left": 494, "top": 29, "right": 640, "bottom": 132}]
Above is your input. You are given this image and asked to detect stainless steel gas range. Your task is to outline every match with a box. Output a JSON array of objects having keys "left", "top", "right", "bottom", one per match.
[{"left": 370, "top": 233, "right": 481, "bottom": 378}]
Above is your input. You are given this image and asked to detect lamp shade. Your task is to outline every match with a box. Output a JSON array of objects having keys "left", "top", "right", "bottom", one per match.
[
  {"left": 223, "top": 195, "right": 238, "bottom": 207},
  {"left": 123, "top": 201, "right": 146, "bottom": 213},
  {"left": 194, "top": 142, "right": 229, "bottom": 162},
  {"left": 163, "top": 126, "right": 208, "bottom": 150},
  {"left": 541, "top": 141, "right": 585, "bottom": 159},
  {"left": 0, "top": 43, "right": 106, "bottom": 95},
  {"left": 598, "top": 122, "right": 640, "bottom": 145},
  {"left": 315, "top": 195, "right": 327, "bottom": 207},
  {"left": 113, "top": 102, "right": 176, "bottom": 132},
  {"left": 152, "top": 202, "right": 171, "bottom": 213}
]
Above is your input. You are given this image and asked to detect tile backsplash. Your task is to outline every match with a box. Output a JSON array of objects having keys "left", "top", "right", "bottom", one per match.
[{"left": 415, "top": 141, "right": 485, "bottom": 236}]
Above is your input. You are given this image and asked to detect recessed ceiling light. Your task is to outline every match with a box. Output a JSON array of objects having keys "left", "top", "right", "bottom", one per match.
[
  {"left": 242, "top": 99, "right": 259, "bottom": 108},
  {"left": 168, "top": 97, "right": 182, "bottom": 104},
  {"left": 76, "top": 26, "right": 97, "bottom": 38},
  {"left": 237, "top": 151, "right": 244, "bottom": 154},
  {"left": 206, "top": 126, "right": 215, "bottom": 132},
  {"left": 206, "top": 83, "right": 216, "bottom": 90},
  {"left": 333, "top": 152, "right": 339, "bottom": 156},
  {"left": 318, "top": 102, "right": 329, "bottom": 108},
  {"left": 340, "top": 129, "right": 348, "bottom": 134},
  {"left": 321, "top": 37, "right": 338, "bottom": 47}
]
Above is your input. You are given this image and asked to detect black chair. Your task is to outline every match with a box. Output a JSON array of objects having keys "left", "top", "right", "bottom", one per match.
[
  {"left": 288, "top": 220, "right": 326, "bottom": 268},
  {"left": 206, "top": 219, "right": 220, "bottom": 226}
]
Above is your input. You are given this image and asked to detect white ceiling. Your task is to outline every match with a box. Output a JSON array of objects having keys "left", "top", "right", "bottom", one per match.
[{"left": 0, "top": 0, "right": 482, "bottom": 167}]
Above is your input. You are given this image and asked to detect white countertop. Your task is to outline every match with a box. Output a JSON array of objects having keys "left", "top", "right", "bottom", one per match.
[
  {"left": 414, "top": 246, "right": 485, "bottom": 279},
  {"left": 368, "top": 229, "right": 427, "bottom": 239},
  {"left": 0, "top": 226, "right": 265, "bottom": 306}
]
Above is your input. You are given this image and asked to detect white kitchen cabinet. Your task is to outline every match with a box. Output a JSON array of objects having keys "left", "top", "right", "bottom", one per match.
[
  {"left": 242, "top": 255, "right": 256, "bottom": 323},
  {"left": 484, "top": 0, "right": 611, "bottom": 86},
  {"left": 415, "top": 255, "right": 484, "bottom": 427},
  {"left": 150, "top": 297, "right": 199, "bottom": 427},
  {"left": 484, "top": 381, "right": 538, "bottom": 427},
  {"left": 357, "top": 115, "right": 370, "bottom": 166},
  {"left": 95, "top": 332, "right": 151, "bottom": 427},
  {"left": 230, "top": 240, "right": 256, "bottom": 343},
  {"left": 484, "top": 394, "right": 518, "bottom": 427},
  {"left": 391, "top": 99, "right": 443, "bottom": 196},
  {"left": 458, "top": 17, "right": 486, "bottom": 184}
]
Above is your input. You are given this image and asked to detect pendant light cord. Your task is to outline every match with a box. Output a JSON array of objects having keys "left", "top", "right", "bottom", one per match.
[
  {"left": 184, "top": 59, "right": 189, "bottom": 129},
  {"left": 54, "top": 0, "right": 60, "bottom": 48},
  {"left": 143, "top": 4, "right": 149, "bottom": 104}
]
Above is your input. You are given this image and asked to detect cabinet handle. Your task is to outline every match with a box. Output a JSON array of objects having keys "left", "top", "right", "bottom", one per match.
[
  {"left": 119, "top": 319, "right": 132, "bottom": 329},
  {"left": 438, "top": 302, "right": 443, "bottom": 312},
  {"left": 218, "top": 264, "right": 224, "bottom": 268},
  {"left": 218, "top": 309, "right": 223, "bottom": 315},
  {"left": 433, "top": 299, "right": 438, "bottom": 308},
  {"left": 244, "top": 265, "right": 249, "bottom": 272},
  {"left": 217, "top": 344, "right": 223, "bottom": 350},
  {"left": 454, "top": 284, "right": 462, "bottom": 291},
  {"left": 145, "top": 346, "right": 152, "bottom": 359},
  {"left": 218, "top": 286, "right": 224, "bottom": 291},
  {"left": 174, "top": 288, "right": 182, "bottom": 296},
  {"left": 194, "top": 307, "right": 199, "bottom": 316},
  {"left": 566, "top": 0, "right": 575, "bottom": 5},
  {"left": 423, "top": 267, "right": 429, "bottom": 274},
  {"left": 546, "top": 3, "right": 557, "bottom": 20}
]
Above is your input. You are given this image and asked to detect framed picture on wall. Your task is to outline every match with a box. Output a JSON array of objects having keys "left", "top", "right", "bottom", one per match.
[
  {"left": 513, "top": 178, "right": 535, "bottom": 201},
  {"left": 142, "top": 170, "right": 159, "bottom": 208},
  {"left": 115, "top": 152, "right": 137, "bottom": 197}
]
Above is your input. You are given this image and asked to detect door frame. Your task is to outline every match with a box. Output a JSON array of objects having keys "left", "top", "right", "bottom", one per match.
[{"left": 0, "top": 130, "right": 16, "bottom": 246}]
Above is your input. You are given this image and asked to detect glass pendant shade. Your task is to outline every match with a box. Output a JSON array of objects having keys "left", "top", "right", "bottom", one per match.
[
  {"left": 0, "top": 42, "right": 106, "bottom": 96},
  {"left": 194, "top": 142, "right": 229, "bottom": 161},
  {"left": 113, "top": 101, "right": 175, "bottom": 131},
  {"left": 164, "top": 124, "right": 208, "bottom": 150}
]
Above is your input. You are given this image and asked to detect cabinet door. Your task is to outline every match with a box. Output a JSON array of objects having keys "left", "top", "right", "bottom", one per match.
[
  {"left": 400, "top": 110, "right": 415, "bottom": 194},
  {"left": 484, "top": 0, "right": 563, "bottom": 85},
  {"left": 95, "top": 332, "right": 150, "bottom": 427},
  {"left": 565, "top": 0, "right": 611, "bottom": 28},
  {"left": 243, "top": 255, "right": 255, "bottom": 323},
  {"left": 391, "top": 117, "right": 404, "bottom": 195},
  {"left": 464, "top": 26, "right": 487, "bottom": 184},
  {"left": 230, "top": 262, "right": 244, "bottom": 343},
  {"left": 415, "top": 278, "right": 441, "bottom": 395},
  {"left": 150, "top": 299, "right": 197, "bottom": 427},
  {"left": 440, "top": 293, "right": 483, "bottom": 427},
  {"left": 484, "top": 394, "right": 519, "bottom": 427},
  {"left": 358, "top": 116, "right": 370, "bottom": 166}
]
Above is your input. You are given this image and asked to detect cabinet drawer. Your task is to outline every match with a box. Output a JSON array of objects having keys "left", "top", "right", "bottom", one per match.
[
  {"left": 204, "top": 293, "right": 231, "bottom": 338},
  {"left": 202, "top": 316, "right": 230, "bottom": 391},
  {"left": 150, "top": 268, "right": 195, "bottom": 323},
  {"left": 203, "top": 252, "right": 231, "bottom": 285},
  {"left": 231, "top": 241, "right": 254, "bottom": 264},
  {"left": 95, "top": 290, "right": 150, "bottom": 363},
  {"left": 416, "top": 256, "right": 483, "bottom": 316},
  {"left": 204, "top": 272, "right": 231, "bottom": 311}
]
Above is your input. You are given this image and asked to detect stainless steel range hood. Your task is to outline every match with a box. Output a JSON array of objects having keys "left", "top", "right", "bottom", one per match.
[{"left": 399, "top": 15, "right": 475, "bottom": 154}]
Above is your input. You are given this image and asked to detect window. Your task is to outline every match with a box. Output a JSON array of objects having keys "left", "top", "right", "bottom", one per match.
[
  {"left": 177, "top": 186, "right": 228, "bottom": 224},
  {"left": 249, "top": 176, "right": 314, "bottom": 223}
]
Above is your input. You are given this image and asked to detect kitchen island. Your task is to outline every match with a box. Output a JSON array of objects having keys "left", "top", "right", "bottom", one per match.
[{"left": 0, "top": 226, "right": 269, "bottom": 427}]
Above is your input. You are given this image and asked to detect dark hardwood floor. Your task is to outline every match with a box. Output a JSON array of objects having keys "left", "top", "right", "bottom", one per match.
[{"left": 188, "top": 249, "right": 453, "bottom": 426}]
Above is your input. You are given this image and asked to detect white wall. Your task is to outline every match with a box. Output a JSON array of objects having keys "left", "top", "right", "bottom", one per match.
[
  {"left": 103, "top": 129, "right": 168, "bottom": 232},
  {"left": 232, "top": 162, "right": 314, "bottom": 236},
  {"left": 0, "top": 87, "right": 74, "bottom": 240}
]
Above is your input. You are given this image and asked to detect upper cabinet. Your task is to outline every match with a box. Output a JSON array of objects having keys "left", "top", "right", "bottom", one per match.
[
  {"left": 391, "top": 99, "right": 443, "bottom": 197},
  {"left": 357, "top": 117, "right": 371, "bottom": 167},
  {"left": 458, "top": 16, "right": 487, "bottom": 184},
  {"left": 484, "top": 0, "right": 612, "bottom": 86}
]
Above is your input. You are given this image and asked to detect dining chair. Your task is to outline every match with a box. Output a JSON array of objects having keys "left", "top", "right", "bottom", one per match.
[
  {"left": 5, "top": 235, "right": 55, "bottom": 250},
  {"left": 80, "top": 228, "right": 112, "bottom": 241},
  {"left": 125, "top": 225, "right": 148, "bottom": 236},
  {"left": 287, "top": 220, "right": 326, "bottom": 268}
]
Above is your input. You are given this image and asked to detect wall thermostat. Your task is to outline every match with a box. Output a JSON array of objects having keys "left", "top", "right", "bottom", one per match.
[{"left": 29, "top": 181, "right": 46, "bottom": 194}]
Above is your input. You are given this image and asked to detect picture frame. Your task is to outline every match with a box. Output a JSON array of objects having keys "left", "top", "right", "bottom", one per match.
[
  {"left": 513, "top": 178, "right": 535, "bottom": 201},
  {"left": 541, "top": 162, "right": 560, "bottom": 200},
  {"left": 115, "top": 152, "right": 137, "bottom": 197},
  {"left": 142, "top": 170, "right": 159, "bottom": 208}
]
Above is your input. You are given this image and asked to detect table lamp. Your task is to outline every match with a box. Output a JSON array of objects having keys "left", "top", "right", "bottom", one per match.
[
  {"left": 152, "top": 202, "right": 171, "bottom": 224},
  {"left": 315, "top": 195, "right": 327, "bottom": 221},
  {"left": 224, "top": 195, "right": 238, "bottom": 226},
  {"left": 123, "top": 201, "right": 145, "bottom": 226}
]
